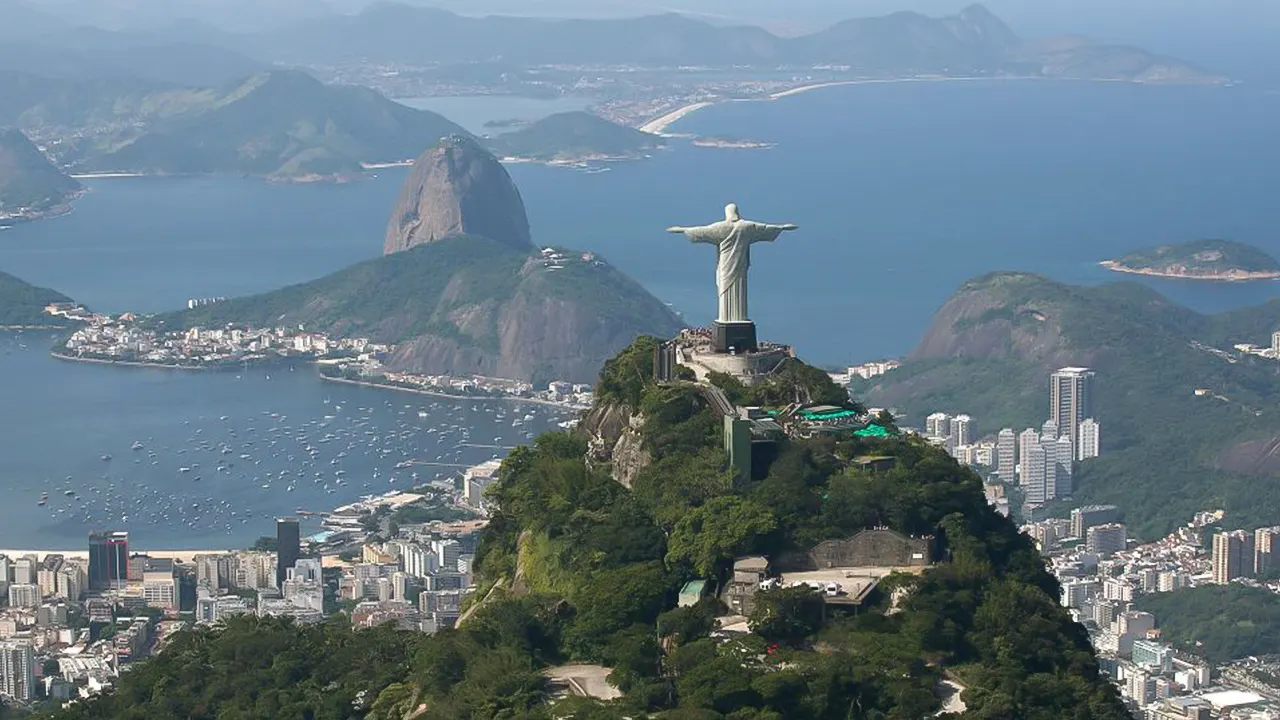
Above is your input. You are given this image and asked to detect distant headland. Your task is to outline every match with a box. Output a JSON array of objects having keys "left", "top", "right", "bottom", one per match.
[{"left": 1100, "top": 240, "right": 1280, "bottom": 282}]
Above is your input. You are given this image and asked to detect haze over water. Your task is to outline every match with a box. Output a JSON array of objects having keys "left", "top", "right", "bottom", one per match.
[{"left": 2, "top": 80, "right": 1279, "bottom": 546}]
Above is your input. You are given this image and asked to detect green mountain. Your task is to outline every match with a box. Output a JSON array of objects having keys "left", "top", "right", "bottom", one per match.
[
  {"left": 854, "top": 272, "right": 1280, "bottom": 538},
  {"left": 242, "top": 3, "right": 1217, "bottom": 83},
  {"left": 41, "top": 339, "right": 1128, "bottom": 719},
  {"left": 1103, "top": 239, "right": 1280, "bottom": 280},
  {"left": 72, "top": 70, "right": 469, "bottom": 177},
  {"left": 484, "top": 111, "right": 665, "bottom": 161},
  {"left": 161, "top": 235, "right": 684, "bottom": 384},
  {"left": 0, "top": 128, "right": 80, "bottom": 218},
  {"left": 0, "top": 269, "right": 73, "bottom": 326}
]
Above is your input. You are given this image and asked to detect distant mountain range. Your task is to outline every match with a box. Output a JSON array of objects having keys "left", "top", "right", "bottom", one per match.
[
  {"left": 192, "top": 3, "right": 1206, "bottom": 83},
  {"left": 0, "top": 2, "right": 1221, "bottom": 85},
  {"left": 0, "top": 128, "right": 80, "bottom": 219},
  {"left": 5, "top": 70, "right": 469, "bottom": 178},
  {"left": 854, "top": 272, "right": 1280, "bottom": 538}
]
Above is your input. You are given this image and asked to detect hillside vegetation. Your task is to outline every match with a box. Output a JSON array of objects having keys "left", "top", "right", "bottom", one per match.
[
  {"left": 42, "top": 338, "right": 1127, "bottom": 719},
  {"left": 0, "top": 129, "right": 80, "bottom": 214},
  {"left": 0, "top": 270, "right": 73, "bottom": 326},
  {"left": 854, "top": 272, "right": 1280, "bottom": 537},
  {"left": 485, "top": 112, "right": 665, "bottom": 161},
  {"left": 1136, "top": 585, "right": 1280, "bottom": 664},
  {"left": 160, "top": 236, "right": 683, "bottom": 383},
  {"left": 1103, "top": 239, "right": 1280, "bottom": 279}
]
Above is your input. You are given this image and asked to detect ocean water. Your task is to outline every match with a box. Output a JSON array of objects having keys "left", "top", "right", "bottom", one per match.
[
  {"left": 1, "top": 80, "right": 1279, "bottom": 546},
  {"left": 0, "top": 332, "right": 567, "bottom": 548},
  {"left": 397, "top": 95, "right": 598, "bottom": 135}
]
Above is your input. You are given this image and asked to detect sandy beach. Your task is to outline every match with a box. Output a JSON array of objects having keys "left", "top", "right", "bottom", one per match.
[
  {"left": 68, "top": 172, "right": 148, "bottom": 179},
  {"left": 639, "top": 101, "right": 715, "bottom": 134},
  {"left": 640, "top": 76, "right": 1038, "bottom": 135}
]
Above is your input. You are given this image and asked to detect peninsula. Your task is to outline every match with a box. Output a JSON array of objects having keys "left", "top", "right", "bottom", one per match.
[
  {"left": 1101, "top": 239, "right": 1280, "bottom": 281},
  {"left": 0, "top": 129, "right": 82, "bottom": 224}
]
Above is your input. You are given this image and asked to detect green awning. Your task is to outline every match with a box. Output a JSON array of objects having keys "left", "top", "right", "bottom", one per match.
[{"left": 853, "top": 424, "right": 894, "bottom": 437}]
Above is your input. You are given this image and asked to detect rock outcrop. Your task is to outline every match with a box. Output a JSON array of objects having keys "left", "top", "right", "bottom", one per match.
[
  {"left": 582, "top": 401, "right": 651, "bottom": 488},
  {"left": 384, "top": 135, "right": 532, "bottom": 255}
]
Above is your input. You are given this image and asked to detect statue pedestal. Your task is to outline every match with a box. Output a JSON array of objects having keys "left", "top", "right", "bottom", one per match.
[{"left": 713, "top": 321, "right": 758, "bottom": 354}]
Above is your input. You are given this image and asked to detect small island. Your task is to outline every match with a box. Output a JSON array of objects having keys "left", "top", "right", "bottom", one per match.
[{"left": 1100, "top": 239, "right": 1280, "bottom": 282}]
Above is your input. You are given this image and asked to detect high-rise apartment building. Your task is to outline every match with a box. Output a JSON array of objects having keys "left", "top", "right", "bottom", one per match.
[
  {"left": 276, "top": 517, "right": 301, "bottom": 588},
  {"left": 1018, "top": 428, "right": 1040, "bottom": 485},
  {"left": 1050, "top": 367, "right": 1095, "bottom": 452},
  {"left": 1024, "top": 443, "right": 1048, "bottom": 504},
  {"left": 11, "top": 557, "right": 34, "bottom": 586},
  {"left": 996, "top": 429, "right": 1016, "bottom": 483},
  {"left": 6, "top": 584, "right": 39, "bottom": 608},
  {"left": 1078, "top": 418, "right": 1101, "bottom": 460},
  {"left": 950, "top": 415, "right": 972, "bottom": 447},
  {"left": 142, "top": 559, "right": 179, "bottom": 610},
  {"left": 1256, "top": 526, "right": 1280, "bottom": 575},
  {"left": 0, "top": 641, "right": 34, "bottom": 701},
  {"left": 1053, "top": 435, "right": 1074, "bottom": 496},
  {"left": 195, "top": 553, "right": 233, "bottom": 590},
  {"left": 88, "top": 531, "right": 129, "bottom": 591},
  {"left": 1071, "top": 504, "right": 1120, "bottom": 539},
  {"left": 1041, "top": 419, "right": 1059, "bottom": 439},
  {"left": 1039, "top": 433, "right": 1059, "bottom": 502},
  {"left": 1086, "top": 523, "right": 1127, "bottom": 556},
  {"left": 1212, "top": 530, "right": 1255, "bottom": 584},
  {"left": 925, "top": 412, "right": 950, "bottom": 438}
]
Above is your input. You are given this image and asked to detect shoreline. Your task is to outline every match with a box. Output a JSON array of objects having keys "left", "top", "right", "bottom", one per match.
[
  {"left": 1099, "top": 260, "right": 1280, "bottom": 282},
  {"left": 319, "top": 373, "right": 582, "bottom": 410},
  {"left": 0, "top": 549, "right": 233, "bottom": 562},
  {"left": 51, "top": 351, "right": 213, "bottom": 371},
  {"left": 50, "top": 350, "right": 583, "bottom": 410},
  {"left": 639, "top": 75, "right": 1085, "bottom": 135}
]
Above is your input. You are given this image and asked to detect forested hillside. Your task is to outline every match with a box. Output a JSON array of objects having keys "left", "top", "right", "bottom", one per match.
[{"left": 45, "top": 337, "right": 1126, "bottom": 719}]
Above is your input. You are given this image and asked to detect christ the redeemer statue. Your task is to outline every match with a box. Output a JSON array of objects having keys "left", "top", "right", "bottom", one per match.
[{"left": 667, "top": 203, "right": 798, "bottom": 325}]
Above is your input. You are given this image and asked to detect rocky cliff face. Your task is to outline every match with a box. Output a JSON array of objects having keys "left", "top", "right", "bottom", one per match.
[
  {"left": 384, "top": 135, "right": 532, "bottom": 255},
  {"left": 581, "top": 401, "right": 651, "bottom": 488},
  {"left": 908, "top": 272, "right": 1073, "bottom": 366}
]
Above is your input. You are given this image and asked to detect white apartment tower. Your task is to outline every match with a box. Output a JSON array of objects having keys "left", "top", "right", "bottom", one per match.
[
  {"left": 1078, "top": 418, "right": 1101, "bottom": 461},
  {"left": 950, "top": 415, "right": 973, "bottom": 447},
  {"left": 996, "top": 429, "right": 1017, "bottom": 483},
  {"left": 1041, "top": 419, "right": 1059, "bottom": 439},
  {"left": 1024, "top": 443, "right": 1048, "bottom": 504},
  {"left": 925, "top": 413, "right": 950, "bottom": 439},
  {"left": 0, "top": 641, "right": 34, "bottom": 701},
  {"left": 1018, "top": 428, "right": 1040, "bottom": 485}
]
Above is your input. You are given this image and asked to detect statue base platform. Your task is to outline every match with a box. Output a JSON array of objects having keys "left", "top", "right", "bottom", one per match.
[{"left": 713, "top": 321, "right": 758, "bottom": 354}]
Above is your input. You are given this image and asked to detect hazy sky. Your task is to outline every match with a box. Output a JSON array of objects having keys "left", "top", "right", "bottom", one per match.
[{"left": 14, "top": 0, "right": 1280, "bottom": 81}]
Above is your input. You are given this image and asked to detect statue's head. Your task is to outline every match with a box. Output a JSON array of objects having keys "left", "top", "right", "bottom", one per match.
[{"left": 724, "top": 203, "right": 740, "bottom": 222}]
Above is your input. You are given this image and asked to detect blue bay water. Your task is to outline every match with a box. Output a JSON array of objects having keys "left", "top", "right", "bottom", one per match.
[{"left": 1, "top": 80, "right": 1278, "bottom": 546}]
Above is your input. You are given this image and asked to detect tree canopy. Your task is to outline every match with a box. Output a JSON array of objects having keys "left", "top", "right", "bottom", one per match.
[{"left": 45, "top": 338, "right": 1127, "bottom": 720}]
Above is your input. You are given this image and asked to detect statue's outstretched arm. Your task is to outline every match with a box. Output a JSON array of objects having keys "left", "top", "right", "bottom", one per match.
[
  {"left": 745, "top": 222, "right": 799, "bottom": 243},
  {"left": 666, "top": 224, "right": 722, "bottom": 243}
]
